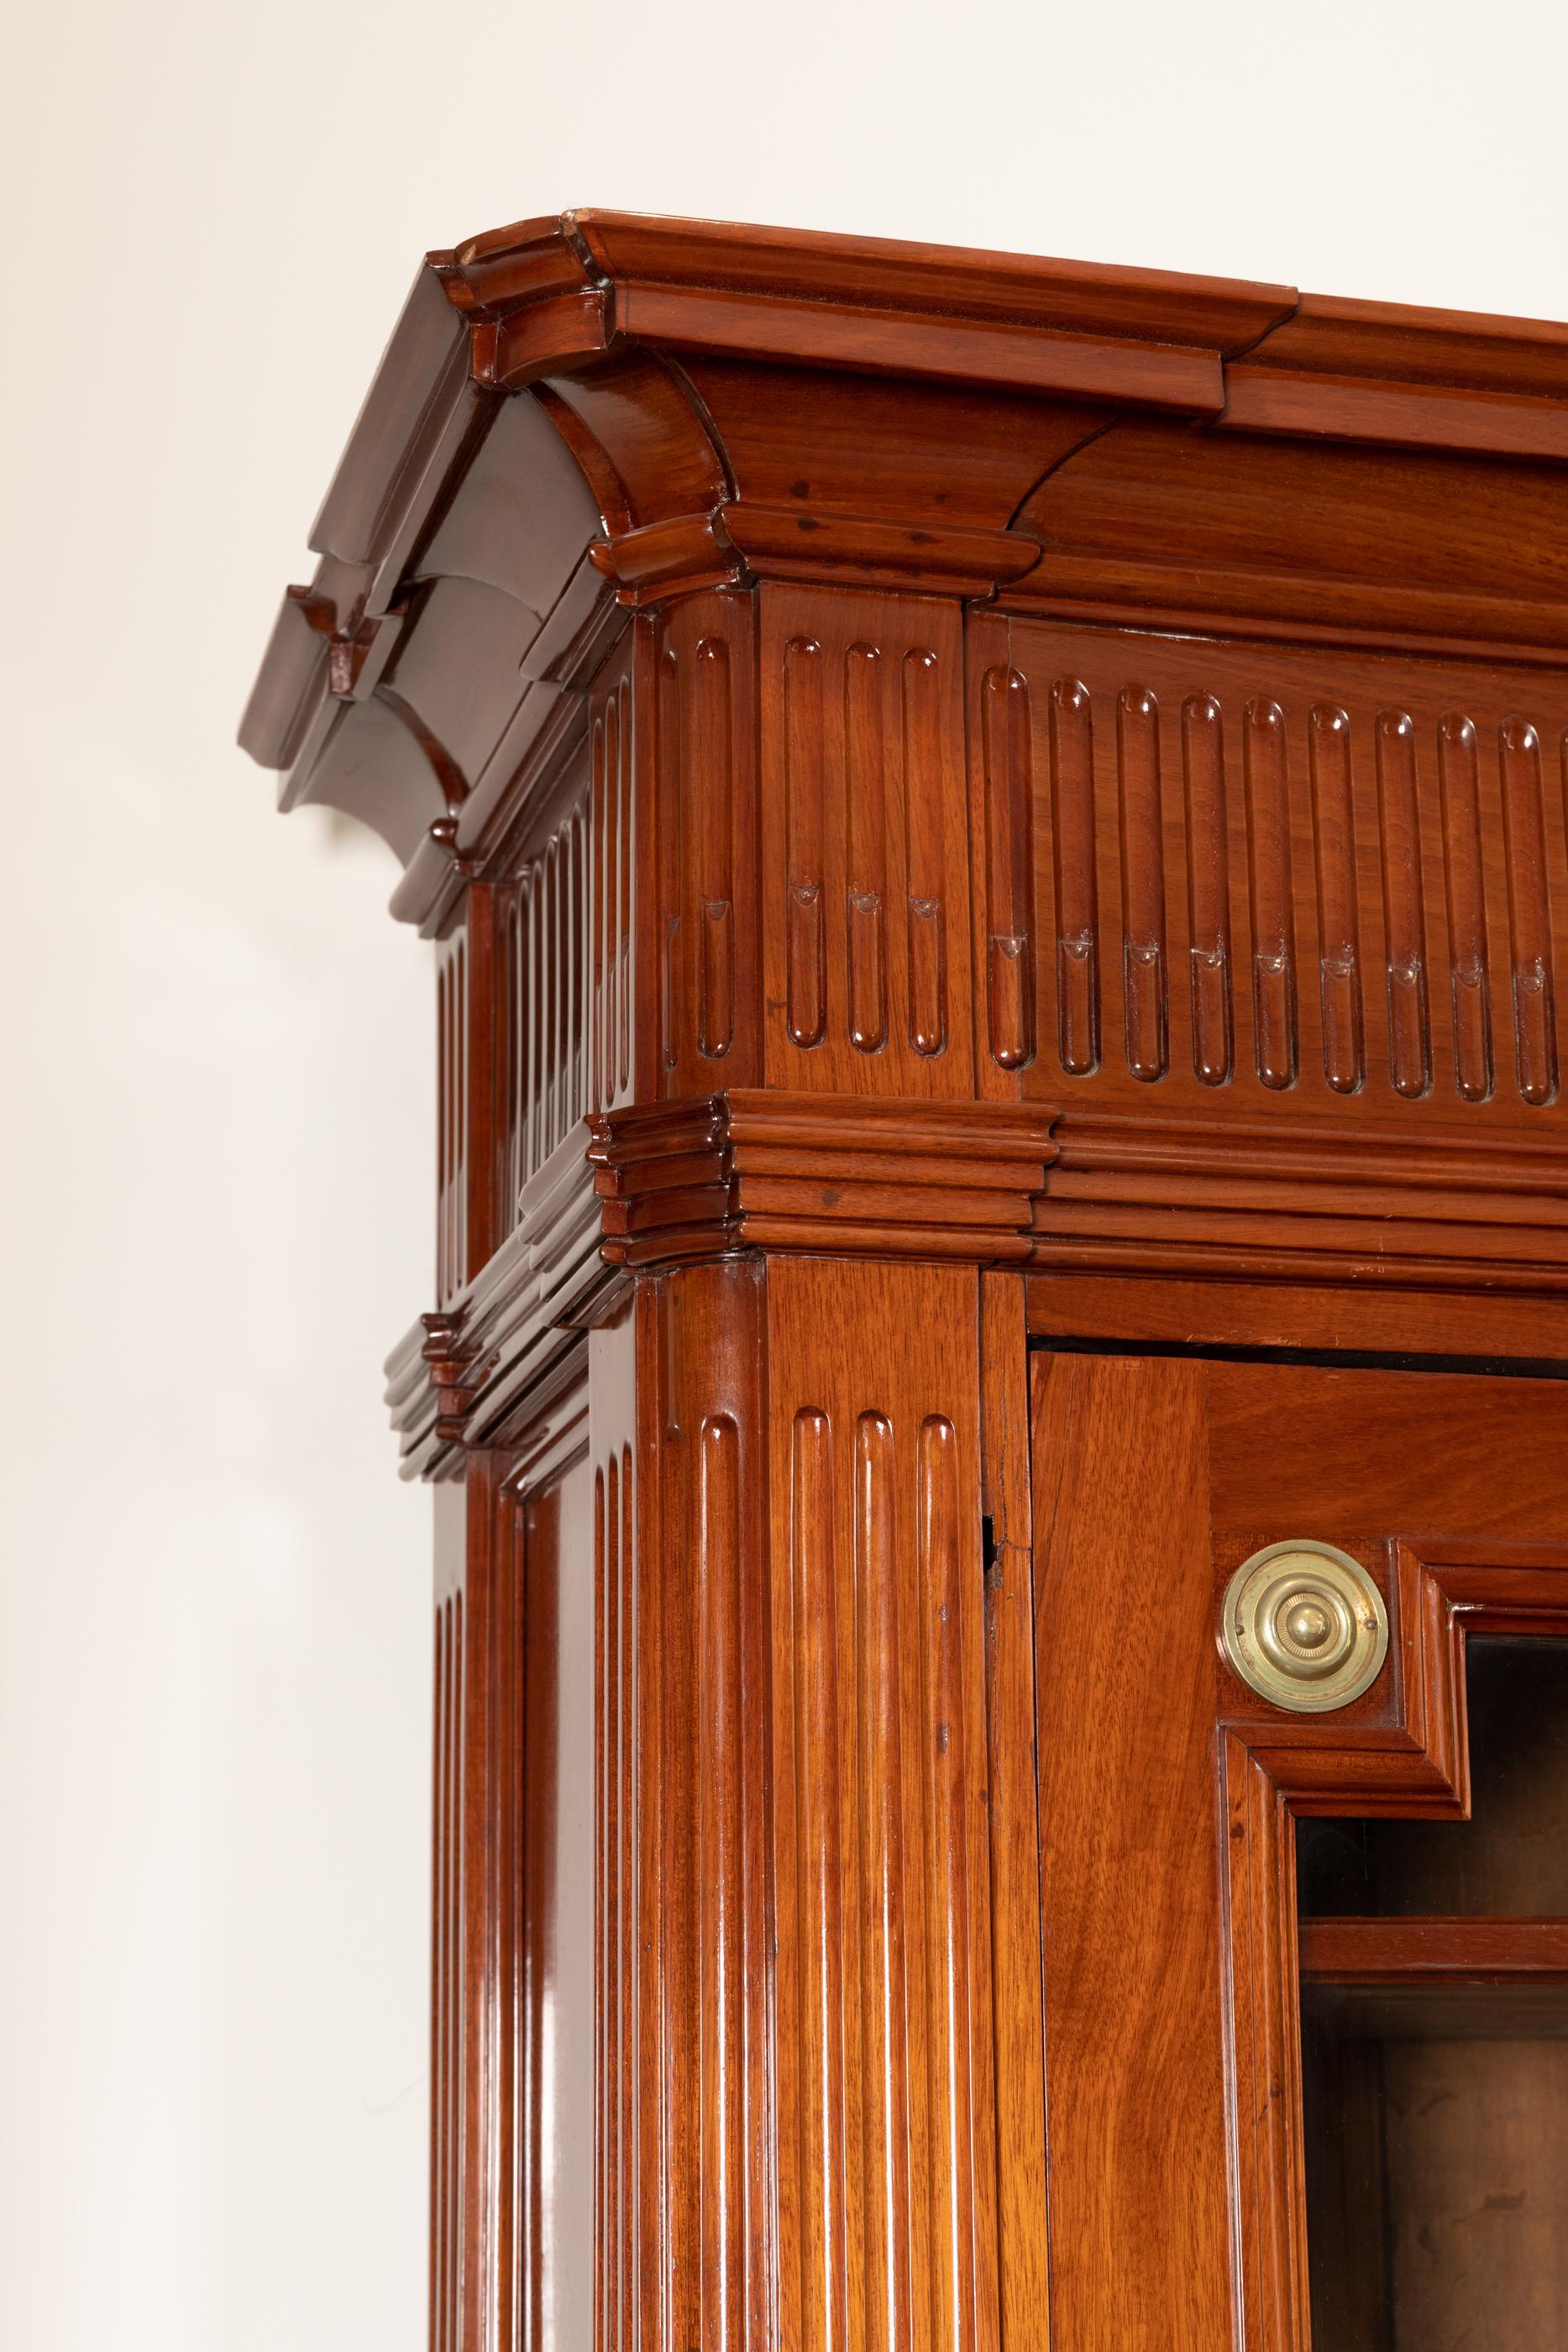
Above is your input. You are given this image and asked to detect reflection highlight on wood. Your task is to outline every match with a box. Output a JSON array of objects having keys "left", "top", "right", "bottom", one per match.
[
  {"left": 982, "top": 665, "right": 1036, "bottom": 1070},
  {"left": 248, "top": 207, "right": 1568, "bottom": 2352},
  {"left": 691, "top": 639, "right": 736, "bottom": 1061},
  {"left": 784, "top": 636, "right": 828, "bottom": 1049},
  {"left": 1244, "top": 697, "right": 1298, "bottom": 1089},
  {"left": 657, "top": 603, "right": 751, "bottom": 1090},
  {"left": 1181, "top": 693, "right": 1231, "bottom": 1086},
  {"left": 1116, "top": 685, "right": 1168, "bottom": 1081},
  {"left": 1439, "top": 711, "right": 1493, "bottom": 1102},
  {"left": 1500, "top": 717, "right": 1557, "bottom": 1105},
  {"left": 1308, "top": 703, "right": 1364, "bottom": 1094},
  {"left": 1377, "top": 708, "right": 1431, "bottom": 1099},
  {"left": 772, "top": 1260, "right": 996, "bottom": 2352},
  {"left": 1048, "top": 676, "right": 1098, "bottom": 1076},
  {"left": 902, "top": 650, "right": 948, "bottom": 1057},
  {"left": 432, "top": 1589, "right": 463, "bottom": 2352},
  {"left": 991, "top": 621, "right": 1568, "bottom": 1115},
  {"left": 846, "top": 644, "right": 889, "bottom": 1053},
  {"left": 697, "top": 1412, "right": 744, "bottom": 2345},
  {"left": 510, "top": 774, "right": 592, "bottom": 1214}
]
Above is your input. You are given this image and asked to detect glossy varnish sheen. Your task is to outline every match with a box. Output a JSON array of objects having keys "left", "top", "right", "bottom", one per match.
[{"left": 240, "top": 210, "right": 1568, "bottom": 2352}]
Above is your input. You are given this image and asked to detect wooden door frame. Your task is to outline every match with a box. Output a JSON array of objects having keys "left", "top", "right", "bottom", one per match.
[
  {"left": 1025, "top": 1338, "right": 1568, "bottom": 2352},
  {"left": 1224, "top": 1537, "right": 1568, "bottom": 2351}
]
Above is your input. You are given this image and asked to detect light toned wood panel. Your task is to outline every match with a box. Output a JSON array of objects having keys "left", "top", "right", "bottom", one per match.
[
  {"left": 1030, "top": 1352, "right": 1235, "bottom": 2349},
  {"left": 1207, "top": 1362, "right": 1568, "bottom": 1541},
  {"left": 978, "top": 1273, "right": 1050, "bottom": 2352}
]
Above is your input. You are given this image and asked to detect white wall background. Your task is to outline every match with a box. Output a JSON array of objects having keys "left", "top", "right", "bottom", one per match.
[{"left": 3, "top": 4, "right": 1565, "bottom": 2346}]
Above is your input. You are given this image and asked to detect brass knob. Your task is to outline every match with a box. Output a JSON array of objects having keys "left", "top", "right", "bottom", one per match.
[{"left": 1220, "top": 1541, "right": 1388, "bottom": 1713}]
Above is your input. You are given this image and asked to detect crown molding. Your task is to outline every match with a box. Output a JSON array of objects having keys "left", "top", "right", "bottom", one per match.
[
  {"left": 1033, "top": 1110, "right": 1568, "bottom": 1295},
  {"left": 242, "top": 211, "right": 1568, "bottom": 894},
  {"left": 590, "top": 1090, "right": 1061, "bottom": 1267}
]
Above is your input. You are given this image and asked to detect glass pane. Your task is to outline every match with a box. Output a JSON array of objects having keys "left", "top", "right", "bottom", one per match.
[{"left": 1298, "top": 1638, "right": 1568, "bottom": 1917}]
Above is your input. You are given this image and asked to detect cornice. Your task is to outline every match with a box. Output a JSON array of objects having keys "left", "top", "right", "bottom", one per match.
[
  {"left": 386, "top": 1085, "right": 1568, "bottom": 1474},
  {"left": 1034, "top": 1110, "right": 1568, "bottom": 1296},
  {"left": 242, "top": 210, "right": 1568, "bottom": 900},
  {"left": 438, "top": 208, "right": 1298, "bottom": 405},
  {"left": 385, "top": 1121, "right": 616, "bottom": 1477},
  {"left": 589, "top": 1090, "right": 1061, "bottom": 1268},
  {"left": 387, "top": 1089, "right": 1060, "bottom": 1470}
]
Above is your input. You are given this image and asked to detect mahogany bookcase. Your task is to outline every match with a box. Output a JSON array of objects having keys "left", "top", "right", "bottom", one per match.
[{"left": 244, "top": 213, "right": 1568, "bottom": 2351}]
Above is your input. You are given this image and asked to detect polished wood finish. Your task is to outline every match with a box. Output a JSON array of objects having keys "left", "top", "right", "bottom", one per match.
[
  {"left": 1299, "top": 1914, "right": 1568, "bottom": 1981},
  {"left": 1030, "top": 1352, "right": 1568, "bottom": 2349},
  {"left": 243, "top": 210, "right": 1568, "bottom": 2349}
]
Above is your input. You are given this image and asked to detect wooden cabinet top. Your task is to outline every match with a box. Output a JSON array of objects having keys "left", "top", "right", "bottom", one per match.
[
  {"left": 243, "top": 209, "right": 1568, "bottom": 888},
  {"left": 243, "top": 210, "right": 1568, "bottom": 1399}
]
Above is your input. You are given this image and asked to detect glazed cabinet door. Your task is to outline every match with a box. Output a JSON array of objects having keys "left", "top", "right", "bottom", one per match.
[{"left": 1028, "top": 1351, "right": 1568, "bottom": 2352}]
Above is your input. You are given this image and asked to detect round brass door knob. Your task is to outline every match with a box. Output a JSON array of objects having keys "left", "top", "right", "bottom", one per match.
[{"left": 1220, "top": 1541, "right": 1388, "bottom": 1713}]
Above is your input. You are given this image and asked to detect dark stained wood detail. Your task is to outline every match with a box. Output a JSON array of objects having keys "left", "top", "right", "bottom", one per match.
[
  {"left": 637, "top": 1262, "right": 774, "bottom": 2352},
  {"left": 591, "top": 1345, "right": 637, "bottom": 2352},
  {"left": 438, "top": 932, "right": 469, "bottom": 1305},
  {"left": 981, "top": 622, "right": 1568, "bottom": 1126},
  {"left": 506, "top": 780, "right": 590, "bottom": 1215},
  {"left": 761, "top": 586, "right": 973, "bottom": 1095},
  {"left": 590, "top": 1091, "right": 1057, "bottom": 1268},
  {"left": 245, "top": 209, "right": 1568, "bottom": 2352},
  {"left": 1116, "top": 685, "right": 1168, "bottom": 1081},
  {"left": 1033, "top": 1110, "right": 1568, "bottom": 1294},
  {"left": 653, "top": 592, "right": 759, "bottom": 1093},
  {"left": 1009, "top": 421, "right": 1568, "bottom": 659},
  {"left": 1221, "top": 287, "right": 1568, "bottom": 460},
  {"left": 1299, "top": 1916, "right": 1568, "bottom": 1983},
  {"left": 432, "top": 1573, "right": 463, "bottom": 2352},
  {"left": 1022, "top": 1266, "right": 1568, "bottom": 1359},
  {"left": 1182, "top": 693, "right": 1234, "bottom": 1086},
  {"left": 767, "top": 1257, "right": 998, "bottom": 2352},
  {"left": 981, "top": 666, "right": 1037, "bottom": 1073}
]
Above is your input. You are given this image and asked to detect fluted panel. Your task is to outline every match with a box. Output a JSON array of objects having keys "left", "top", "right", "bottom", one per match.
[
  {"left": 1116, "top": 686, "right": 1167, "bottom": 1080},
  {"left": 595, "top": 1445, "right": 637, "bottom": 2352},
  {"left": 1500, "top": 718, "right": 1557, "bottom": 1105},
  {"left": 656, "top": 596, "right": 757, "bottom": 1090},
  {"left": 770, "top": 1257, "right": 997, "bottom": 2352},
  {"left": 499, "top": 654, "right": 636, "bottom": 1229},
  {"left": 1181, "top": 694, "right": 1232, "bottom": 1085},
  {"left": 763, "top": 586, "right": 973, "bottom": 1093},
  {"left": 1308, "top": 704, "right": 1364, "bottom": 1095},
  {"left": 982, "top": 666, "right": 1036, "bottom": 1071},
  {"left": 438, "top": 937, "right": 469, "bottom": 1302},
  {"left": 1376, "top": 709, "right": 1430, "bottom": 1099},
  {"left": 506, "top": 772, "right": 591, "bottom": 1213},
  {"left": 785, "top": 636, "right": 828, "bottom": 1050},
  {"left": 431, "top": 1590, "right": 464, "bottom": 2352},
  {"left": 1244, "top": 698, "right": 1298, "bottom": 1089},
  {"left": 983, "top": 619, "right": 1568, "bottom": 1116},
  {"left": 1048, "top": 677, "right": 1099, "bottom": 1077},
  {"left": 903, "top": 651, "right": 950, "bottom": 1057},
  {"left": 1438, "top": 713, "right": 1493, "bottom": 1101},
  {"left": 632, "top": 1263, "right": 772, "bottom": 2352}
]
